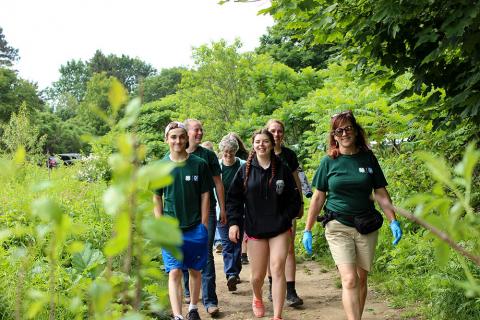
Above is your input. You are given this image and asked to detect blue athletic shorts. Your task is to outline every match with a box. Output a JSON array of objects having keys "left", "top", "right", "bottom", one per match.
[{"left": 162, "top": 223, "right": 208, "bottom": 273}]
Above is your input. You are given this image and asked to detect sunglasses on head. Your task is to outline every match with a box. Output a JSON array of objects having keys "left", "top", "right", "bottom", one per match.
[
  {"left": 332, "top": 126, "right": 354, "bottom": 137},
  {"left": 331, "top": 110, "right": 353, "bottom": 119}
]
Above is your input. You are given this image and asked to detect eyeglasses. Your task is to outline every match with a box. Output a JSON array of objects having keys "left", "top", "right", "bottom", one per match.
[
  {"left": 331, "top": 110, "right": 353, "bottom": 119},
  {"left": 333, "top": 126, "right": 354, "bottom": 137}
]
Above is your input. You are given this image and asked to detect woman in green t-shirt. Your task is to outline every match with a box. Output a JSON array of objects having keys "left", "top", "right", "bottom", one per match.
[{"left": 302, "top": 111, "right": 402, "bottom": 320}]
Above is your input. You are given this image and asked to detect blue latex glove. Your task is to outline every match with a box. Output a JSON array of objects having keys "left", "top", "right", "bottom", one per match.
[
  {"left": 302, "top": 230, "right": 312, "bottom": 255},
  {"left": 390, "top": 220, "right": 402, "bottom": 245}
]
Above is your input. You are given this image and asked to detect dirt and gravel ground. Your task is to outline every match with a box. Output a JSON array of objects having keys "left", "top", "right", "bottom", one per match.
[{"left": 193, "top": 252, "right": 407, "bottom": 320}]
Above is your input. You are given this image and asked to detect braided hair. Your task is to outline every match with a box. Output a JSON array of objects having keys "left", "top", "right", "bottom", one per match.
[{"left": 243, "top": 129, "right": 277, "bottom": 192}]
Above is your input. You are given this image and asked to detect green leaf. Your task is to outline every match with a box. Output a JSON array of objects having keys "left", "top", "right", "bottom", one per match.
[
  {"left": 31, "top": 198, "right": 63, "bottom": 224},
  {"left": 143, "top": 216, "right": 182, "bottom": 259},
  {"left": 104, "top": 211, "right": 130, "bottom": 257},
  {"left": 417, "top": 152, "right": 452, "bottom": 186},
  {"left": 0, "top": 229, "right": 11, "bottom": 243},
  {"left": 14, "top": 146, "right": 26, "bottom": 164},
  {"left": 26, "top": 290, "right": 48, "bottom": 319},
  {"left": 108, "top": 78, "right": 128, "bottom": 114},
  {"left": 454, "top": 142, "right": 480, "bottom": 186},
  {"left": 103, "top": 186, "right": 126, "bottom": 216},
  {"left": 137, "top": 161, "right": 176, "bottom": 190},
  {"left": 118, "top": 97, "right": 141, "bottom": 129},
  {"left": 72, "top": 242, "right": 106, "bottom": 275},
  {"left": 89, "top": 278, "right": 113, "bottom": 313}
]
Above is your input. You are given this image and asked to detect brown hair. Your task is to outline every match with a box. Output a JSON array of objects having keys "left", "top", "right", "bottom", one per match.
[
  {"left": 243, "top": 129, "right": 277, "bottom": 192},
  {"left": 266, "top": 119, "right": 285, "bottom": 132},
  {"left": 328, "top": 111, "right": 370, "bottom": 159}
]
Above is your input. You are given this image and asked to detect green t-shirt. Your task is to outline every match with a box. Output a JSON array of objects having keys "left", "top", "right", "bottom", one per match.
[
  {"left": 312, "top": 151, "right": 387, "bottom": 227},
  {"left": 221, "top": 158, "right": 243, "bottom": 193},
  {"left": 156, "top": 154, "right": 211, "bottom": 230},
  {"left": 191, "top": 145, "right": 222, "bottom": 210}
]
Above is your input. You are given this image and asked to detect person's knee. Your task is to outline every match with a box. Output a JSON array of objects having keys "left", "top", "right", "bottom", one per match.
[
  {"left": 269, "top": 261, "right": 286, "bottom": 278},
  {"left": 170, "top": 269, "right": 183, "bottom": 281},
  {"left": 341, "top": 273, "right": 358, "bottom": 289}
]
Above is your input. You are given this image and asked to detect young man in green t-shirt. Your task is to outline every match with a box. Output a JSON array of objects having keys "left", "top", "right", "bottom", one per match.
[{"left": 153, "top": 122, "right": 210, "bottom": 320}]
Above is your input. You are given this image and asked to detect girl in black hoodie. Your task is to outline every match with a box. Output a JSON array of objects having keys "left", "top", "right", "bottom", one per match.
[{"left": 227, "top": 129, "right": 301, "bottom": 320}]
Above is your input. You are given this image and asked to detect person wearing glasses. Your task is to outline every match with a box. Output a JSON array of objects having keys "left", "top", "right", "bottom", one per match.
[
  {"left": 302, "top": 111, "right": 402, "bottom": 320},
  {"left": 216, "top": 134, "right": 246, "bottom": 292},
  {"left": 153, "top": 122, "right": 211, "bottom": 320},
  {"left": 227, "top": 129, "right": 301, "bottom": 320}
]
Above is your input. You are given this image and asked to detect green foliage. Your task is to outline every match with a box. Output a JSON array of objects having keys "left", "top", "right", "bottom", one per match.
[
  {"left": 140, "top": 67, "right": 185, "bottom": 103},
  {"left": 176, "top": 39, "right": 255, "bottom": 138},
  {"left": 263, "top": 0, "right": 480, "bottom": 126},
  {"left": 0, "top": 27, "right": 19, "bottom": 67},
  {"left": 1, "top": 103, "right": 46, "bottom": 156},
  {"left": 0, "top": 67, "right": 44, "bottom": 124},
  {"left": 256, "top": 23, "right": 335, "bottom": 71},
  {"left": 0, "top": 82, "right": 180, "bottom": 318}
]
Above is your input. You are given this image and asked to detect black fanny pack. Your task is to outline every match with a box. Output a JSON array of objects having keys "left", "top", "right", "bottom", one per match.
[{"left": 318, "top": 208, "right": 383, "bottom": 234}]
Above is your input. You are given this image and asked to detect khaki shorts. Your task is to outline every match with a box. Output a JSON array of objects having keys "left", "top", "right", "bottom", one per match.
[{"left": 325, "top": 220, "right": 379, "bottom": 272}]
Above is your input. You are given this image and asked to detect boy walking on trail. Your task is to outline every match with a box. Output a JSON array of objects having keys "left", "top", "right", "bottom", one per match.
[
  {"left": 154, "top": 121, "right": 211, "bottom": 320},
  {"left": 182, "top": 119, "right": 226, "bottom": 317}
]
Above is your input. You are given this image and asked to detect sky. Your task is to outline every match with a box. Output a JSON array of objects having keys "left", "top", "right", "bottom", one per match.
[{"left": 0, "top": 0, "right": 273, "bottom": 90}]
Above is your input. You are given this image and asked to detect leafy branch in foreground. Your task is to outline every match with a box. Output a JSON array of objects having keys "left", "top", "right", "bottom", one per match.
[{"left": 398, "top": 142, "right": 480, "bottom": 296}]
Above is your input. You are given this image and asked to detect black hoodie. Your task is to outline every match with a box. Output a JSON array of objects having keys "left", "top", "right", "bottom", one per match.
[{"left": 227, "top": 155, "right": 301, "bottom": 239}]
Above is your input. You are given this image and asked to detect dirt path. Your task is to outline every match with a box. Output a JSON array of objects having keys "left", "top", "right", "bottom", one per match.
[{"left": 196, "top": 252, "right": 405, "bottom": 320}]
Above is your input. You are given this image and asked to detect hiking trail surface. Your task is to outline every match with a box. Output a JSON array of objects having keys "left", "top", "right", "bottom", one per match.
[{"left": 193, "top": 252, "right": 411, "bottom": 320}]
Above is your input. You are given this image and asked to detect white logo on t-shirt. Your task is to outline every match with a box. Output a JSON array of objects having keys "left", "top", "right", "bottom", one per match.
[{"left": 185, "top": 176, "right": 191, "bottom": 181}]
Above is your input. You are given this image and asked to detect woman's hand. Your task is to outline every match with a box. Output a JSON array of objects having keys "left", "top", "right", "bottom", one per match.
[{"left": 229, "top": 225, "right": 240, "bottom": 243}]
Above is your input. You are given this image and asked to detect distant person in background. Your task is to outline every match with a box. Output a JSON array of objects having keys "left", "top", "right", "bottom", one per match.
[
  {"left": 303, "top": 111, "right": 402, "bottom": 320},
  {"left": 201, "top": 141, "right": 223, "bottom": 255},
  {"left": 216, "top": 134, "right": 245, "bottom": 292},
  {"left": 266, "top": 119, "right": 304, "bottom": 307},
  {"left": 227, "top": 129, "right": 301, "bottom": 320},
  {"left": 227, "top": 132, "right": 250, "bottom": 265},
  {"left": 154, "top": 122, "right": 210, "bottom": 320},
  {"left": 184, "top": 119, "right": 225, "bottom": 317},
  {"left": 228, "top": 132, "right": 249, "bottom": 161},
  {"left": 201, "top": 141, "right": 214, "bottom": 152}
]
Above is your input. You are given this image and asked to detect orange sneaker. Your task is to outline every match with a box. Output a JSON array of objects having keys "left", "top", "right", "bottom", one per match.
[{"left": 252, "top": 298, "right": 265, "bottom": 318}]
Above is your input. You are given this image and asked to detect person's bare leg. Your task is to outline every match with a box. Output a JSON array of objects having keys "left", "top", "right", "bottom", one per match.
[
  {"left": 188, "top": 269, "right": 202, "bottom": 305},
  {"left": 247, "top": 239, "right": 269, "bottom": 300},
  {"left": 168, "top": 269, "right": 183, "bottom": 317},
  {"left": 337, "top": 264, "right": 361, "bottom": 320},
  {"left": 357, "top": 267, "right": 369, "bottom": 318},
  {"left": 269, "top": 231, "right": 290, "bottom": 319}
]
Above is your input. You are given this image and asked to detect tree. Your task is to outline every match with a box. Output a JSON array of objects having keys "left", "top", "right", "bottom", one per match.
[
  {"left": 263, "top": 0, "right": 480, "bottom": 126},
  {"left": 75, "top": 73, "right": 118, "bottom": 136},
  {"left": 1, "top": 102, "right": 46, "bottom": 155},
  {"left": 256, "top": 24, "right": 335, "bottom": 71},
  {"left": 140, "top": 67, "right": 185, "bottom": 103},
  {"left": 0, "top": 67, "right": 44, "bottom": 123},
  {"left": 177, "top": 39, "right": 255, "bottom": 138},
  {"left": 0, "top": 27, "right": 19, "bottom": 67},
  {"left": 89, "top": 50, "right": 156, "bottom": 93}
]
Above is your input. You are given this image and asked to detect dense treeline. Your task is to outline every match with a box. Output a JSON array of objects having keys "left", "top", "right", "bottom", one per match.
[{"left": 0, "top": 1, "right": 479, "bottom": 318}]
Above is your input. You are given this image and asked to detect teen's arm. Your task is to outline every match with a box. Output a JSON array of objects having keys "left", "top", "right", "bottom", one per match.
[
  {"left": 213, "top": 175, "right": 226, "bottom": 225},
  {"left": 201, "top": 191, "right": 210, "bottom": 228},
  {"left": 153, "top": 194, "right": 163, "bottom": 218}
]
